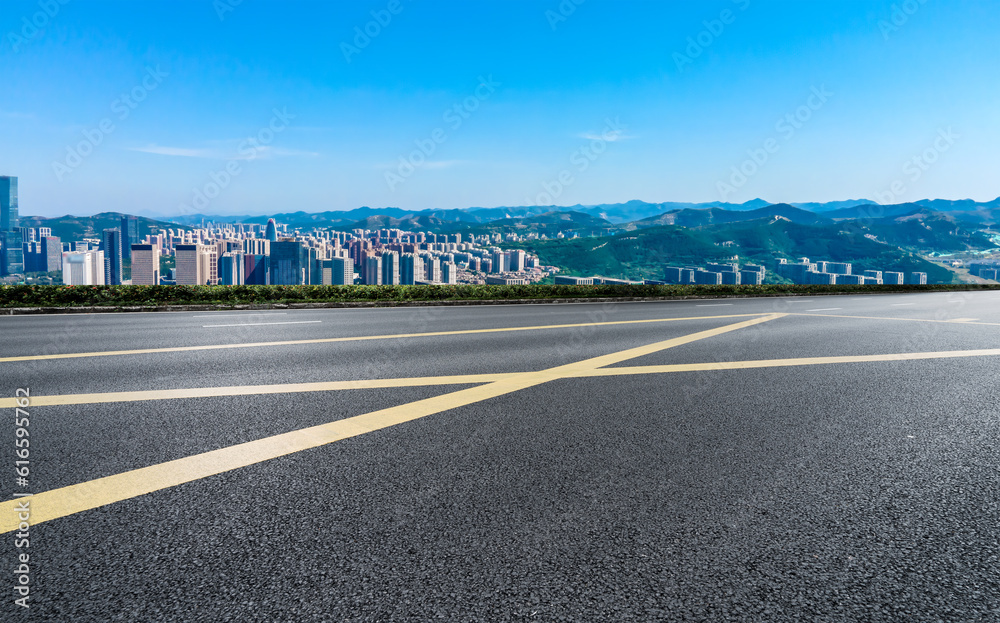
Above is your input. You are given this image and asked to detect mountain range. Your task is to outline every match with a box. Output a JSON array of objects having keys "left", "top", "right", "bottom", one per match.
[
  {"left": 159, "top": 197, "right": 1000, "bottom": 229},
  {"left": 20, "top": 198, "right": 1000, "bottom": 284}
]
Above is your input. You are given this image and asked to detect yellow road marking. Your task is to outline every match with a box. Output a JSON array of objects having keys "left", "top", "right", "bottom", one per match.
[
  {"left": 577, "top": 348, "right": 1000, "bottom": 376},
  {"left": 0, "top": 314, "right": 783, "bottom": 533},
  {"left": 791, "top": 313, "right": 1000, "bottom": 327},
  {"left": 0, "top": 313, "right": 768, "bottom": 364},
  {"left": 0, "top": 375, "right": 521, "bottom": 409},
  {"left": 8, "top": 342, "right": 1000, "bottom": 410}
]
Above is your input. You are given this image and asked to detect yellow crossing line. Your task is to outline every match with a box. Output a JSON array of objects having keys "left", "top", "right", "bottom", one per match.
[
  {"left": 0, "top": 375, "right": 521, "bottom": 409},
  {"left": 577, "top": 348, "right": 1000, "bottom": 376},
  {"left": 7, "top": 345, "right": 1000, "bottom": 411},
  {"left": 0, "top": 313, "right": 768, "bottom": 364},
  {"left": 790, "top": 313, "right": 1000, "bottom": 327},
  {"left": 0, "top": 314, "right": 783, "bottom": 533}
]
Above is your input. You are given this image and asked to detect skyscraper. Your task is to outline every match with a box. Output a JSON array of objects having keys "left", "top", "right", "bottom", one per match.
[
  {"left": 332, "top": 257, "right": 353, "bottom": 285},
  {"left": 41, "top": 236, "right": 62, "bottom": 272},
  {"left": 61, "top": 250, "right": 105, "bottom": 285},
  {"left": 270, "top": 240, "right": 309, "bottom": 285},
  {"left": 244, "top": 254, "right": 270, "bottom": 285},
  {"left": 120, "top": 215, "right": 139, "bottom": 260},
  {"left": 101, "top": 228, "right": 123, "bottom": 285},
  {"left": 0, "top": 176, "right": 18, "bottom": 232},
  {"left": 425, "top": 256, "right": 441, "bottom": 284},
  {"left": 265, "top": 218, "right": 278, "bottom": 242},
  {"left": 130, "top": 244, "right": 160, "bottom": 285},
  {"left": 381, "top": 251, "right": 400, "bottom": 285},
  {"left": 362, "top": 254, "right": 382, "bottom": 285},
  {"left": 442, "top": 262, "right": 458, "bottom": 285},
  {"left": 400, "top": 253, "right": 424, "bottom": 285},
  {"left": 509, "top": 250, "right": 526, "bottom": 272},
  {"left": 0, "top": 176, "right": 22, "bottom": 275},
  {"left": 218, "top": 253, "right": 244, "bottom": 285},
  {"left": 175, "top": 244, "right": 212, "bottom": 285}
]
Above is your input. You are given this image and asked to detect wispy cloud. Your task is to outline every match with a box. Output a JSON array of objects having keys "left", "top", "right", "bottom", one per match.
[
  {"left": 578, "top": 131, "right": 636, "bottom": 142},
  {"left": 129, "top": 145, "right": 219, "bottom": 158},
  {"left": 129, "top": 143, "right": 320, "bottom": 160}
]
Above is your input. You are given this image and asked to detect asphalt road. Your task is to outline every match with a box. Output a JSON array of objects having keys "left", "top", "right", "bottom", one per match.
[{"left": 1, "top": 291, "right": 999, "bottom": 622}]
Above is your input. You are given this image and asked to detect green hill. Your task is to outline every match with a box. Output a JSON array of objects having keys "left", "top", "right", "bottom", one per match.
[
  {"left": 513, "top": 218, "right": 957, "bottom": 283},
  {"left": 441, "top": 211, "right": 617, "bottom": 237},
  {"left": 19, "top": 213, "right": 188, "bottom": 241}
]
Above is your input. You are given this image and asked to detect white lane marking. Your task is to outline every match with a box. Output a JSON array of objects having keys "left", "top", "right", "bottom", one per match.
[
  {"left": 784, "top": 300, "right": 816, "bottom": 304},
  {"left": 891, "top": 304, "right": 914, "bottom": 307},
  {"left": 192, "top": 313, "right": 289, "bottom": 318},
  {"left": 696, "top": 304, "right": 733, "bottom": 307},
  {"left": 807, "top": 308, "right": 842, "bottom": 312},
  {"left": 951, "top": 318, "right": 980, "bottom": 323},
  {"left": 202, "top": 321, "right": 323, "bottom": 328}
]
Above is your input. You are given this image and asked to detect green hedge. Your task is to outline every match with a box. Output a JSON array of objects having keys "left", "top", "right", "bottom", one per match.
[{"left": 2, "top": 283, "right": 1000, "bottom": 309}]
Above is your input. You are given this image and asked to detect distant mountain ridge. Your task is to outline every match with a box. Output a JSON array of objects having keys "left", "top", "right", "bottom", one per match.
[{"left": 157, "top": 197, "right": 1000, "bottom": 229}]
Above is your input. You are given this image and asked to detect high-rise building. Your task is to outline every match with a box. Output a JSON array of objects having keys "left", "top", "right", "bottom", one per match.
[
  {"left": 442, "top": 262, "right": 458, "bottom": 285},
  {"left": 218, "top": 252, "right": 244, "bottom": 285},
  {"left": 244, "top": 238, "right": 270, "bottom": 256},
  {"left": 509, "top": 249, "right": 526, "bottom": 272},
  {"left": 381, "top": 251, "right": 400, "bottom": 285},
  {"left": 362, "top": 254, "right": 382, "bottom": 285},
  {"left": 694, "top": 270, "right": 723, "bottom": 285},
  {"left": 270, "top": 240, "right": 309, "bottom": 285},
  {"left": 265, "top": 218, "right": 278, "bottom": 242},
  {"left": 332, "top": 257, "right": 353, "bottom": 285},
  {"left": 243, "top": 254, "right": 269, "bottom": 285},
  {"left": 0, "top": 177, "right": 22, "bottom": 275},
  {"left": 425, "top": 257, "right": 442, "bottom": 283},
  {"left": 120, "top": 215, "right": 139, "bottom": 260},
  {"left": 41, "top": 236, "right": 61, "bottom": 273},
  {"left": 0, "top": 176, "right": 17, "bottom": 232},
  {"left": 400, "top": 253, "right": 424, "bottom": 285},
  {"left": 491, "top": 250, "right": 506, "bottom": 274},
  {"left": 130, "top": 244, "right": 160, "bottom": 285},
  {"left": 740, "top": 270, "right": 763, "bottom": 285},
  {"left": 101, "top": 228, "right": 123, "bottom": 285},
  {"left": 175, "top": 244, "right": 212, "bottom": 285},
  {"left": 909, "top": 272, "right": 928, "bottom": 285},
  {"left": 61, "top": 250, "right": 105, "bottom": 285},
  {"left": 883, "top": 272, "right": 905, "bottom": 285}
]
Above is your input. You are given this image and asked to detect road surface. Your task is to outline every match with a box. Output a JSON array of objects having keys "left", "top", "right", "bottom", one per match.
[{"left": 1, "top": 291, "right": 999, "bottom": 621}]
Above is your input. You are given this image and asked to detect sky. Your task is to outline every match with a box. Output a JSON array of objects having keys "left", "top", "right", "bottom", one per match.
[{"left": 2, "top": 0, "right": 999, "bottom": 218}]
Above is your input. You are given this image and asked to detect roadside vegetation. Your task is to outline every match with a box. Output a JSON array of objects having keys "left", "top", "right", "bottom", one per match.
[{"left": 3, "top": 283, "right": 1000, "bottom": 310}]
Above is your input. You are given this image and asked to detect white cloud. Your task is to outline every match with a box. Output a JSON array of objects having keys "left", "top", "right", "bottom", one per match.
[
  {"left": 128, "top": 143, "right": 320, "bottom": 160},
  {"left": 578, "top": 131, "right": 636, "bottom": 142},
  {"left": 129, "top": 145, "right": 219, "bottom": 158}
]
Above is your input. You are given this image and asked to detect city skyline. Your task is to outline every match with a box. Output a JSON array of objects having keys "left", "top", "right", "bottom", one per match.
[{"left": 3, "top": 1, "right": 1000, "bottom": 218}]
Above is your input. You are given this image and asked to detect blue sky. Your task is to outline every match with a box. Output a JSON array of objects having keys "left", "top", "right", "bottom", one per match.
[{"left": 2, "top": 0, "right": 998, "bottom": 217}]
